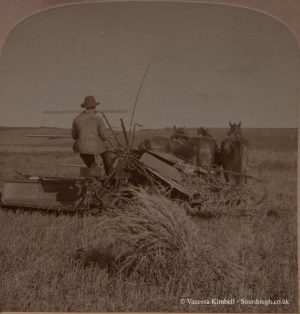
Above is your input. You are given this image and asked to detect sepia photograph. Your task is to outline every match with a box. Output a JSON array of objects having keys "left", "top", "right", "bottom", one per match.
[{"left": 0, "top": 0, "right": 299, "bottom": 312}]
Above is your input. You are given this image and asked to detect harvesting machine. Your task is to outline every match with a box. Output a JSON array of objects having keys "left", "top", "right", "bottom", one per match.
[
  {"left": 0, "top": 112, "right": 203, "bottom": 214},
  {"left": 0, "top": 111, "right": 266, "bottom": 215}
]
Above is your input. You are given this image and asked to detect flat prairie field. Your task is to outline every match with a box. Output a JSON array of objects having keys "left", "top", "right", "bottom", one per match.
[{"left": 0, "top": 127, "right": 298, "bottom": 312}]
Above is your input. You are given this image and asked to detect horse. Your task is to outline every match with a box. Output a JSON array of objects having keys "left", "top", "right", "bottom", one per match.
[
  {"left": 190, "top": 127, "right": 220, "bottom": 167},
  {"left": 138, "top": 135, "right": 196, "bottom": 163},
  {"left": 220, "top": 122, "right": 249, "bottom": 184},
  {"left": 138, "top": 126, "right": 190, "bottom": 159},
  {"left": 138, "top": 127, "right": 220, "bottom": 167},
  {"left": 172, "top": 125, "right": 188, "bottom": 139}
]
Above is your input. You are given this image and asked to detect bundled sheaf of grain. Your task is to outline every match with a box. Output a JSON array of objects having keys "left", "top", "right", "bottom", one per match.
[{"left": 95, "top": 188, "right": 244, "bottom": 295}]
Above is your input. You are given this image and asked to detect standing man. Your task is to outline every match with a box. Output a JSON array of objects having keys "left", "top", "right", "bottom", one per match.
[{"left": 72, "top": 96, "right": 113, "bottom": 175}]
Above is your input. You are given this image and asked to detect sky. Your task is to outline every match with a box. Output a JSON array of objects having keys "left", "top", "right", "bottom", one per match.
[{"left": 0, "top": 2, "right": 299, "bottom": 128}]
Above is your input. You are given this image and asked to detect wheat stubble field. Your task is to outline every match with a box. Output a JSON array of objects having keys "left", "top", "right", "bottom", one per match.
[{"left": 0, "top": 127, "right": 298, "bottom": 312}]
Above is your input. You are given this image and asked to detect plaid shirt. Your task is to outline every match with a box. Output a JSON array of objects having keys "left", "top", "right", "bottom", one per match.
[{"left": 72, "top": 109, "right": 109, "bottom": 154}]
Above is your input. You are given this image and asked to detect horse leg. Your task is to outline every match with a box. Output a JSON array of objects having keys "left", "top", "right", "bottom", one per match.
[{"left": 224, "top": 171, "right": 230, "bottom": 182}]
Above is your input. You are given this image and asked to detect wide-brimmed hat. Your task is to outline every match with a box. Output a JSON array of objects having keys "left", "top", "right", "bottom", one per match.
[{"left": 81, "top": 96, "right": 100, "bottom": 108}]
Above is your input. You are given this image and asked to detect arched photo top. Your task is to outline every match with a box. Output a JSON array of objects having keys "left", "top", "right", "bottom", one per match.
[{"left": 0, "top": 1, "right": 299, "bottom": 128}]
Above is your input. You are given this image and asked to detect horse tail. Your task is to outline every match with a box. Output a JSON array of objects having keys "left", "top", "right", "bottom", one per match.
[
  {"left": 220, "top": 140, "right": 233, "bottom": 164},
  {"left": 195, "top": 138, "right": 219, "bottom": 167}
]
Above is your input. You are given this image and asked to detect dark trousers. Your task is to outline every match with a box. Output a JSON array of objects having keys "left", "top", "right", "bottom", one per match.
[
  {"left": 80, "top": 151, "right": 113, "bottom": 175},
  {"left": 80, "top": 154, "right": 97, "bottom": 168}
]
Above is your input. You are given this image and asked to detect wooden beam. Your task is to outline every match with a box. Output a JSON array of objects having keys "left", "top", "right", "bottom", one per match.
[
  {"left": 43, "top": 109, "right": 127, "bottom": 114},
  {"left": 27, "top": 134, "right": 72, "bottom": 139}
]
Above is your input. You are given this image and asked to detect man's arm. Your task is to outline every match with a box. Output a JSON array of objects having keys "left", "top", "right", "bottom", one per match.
[
  {"left": 97, "top": 117, "right": 108, "bottom": 140},
  {"left": 71, "top": 120, "right": 79, "bottom": 140}
]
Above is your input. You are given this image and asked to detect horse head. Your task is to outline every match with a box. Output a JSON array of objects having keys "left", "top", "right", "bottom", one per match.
[
  {"left": 197, "top": 127, "right": 212, "bottom": 138},
  {"left": 228, "top": 121, "right": 242, "bottom": 137}
]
